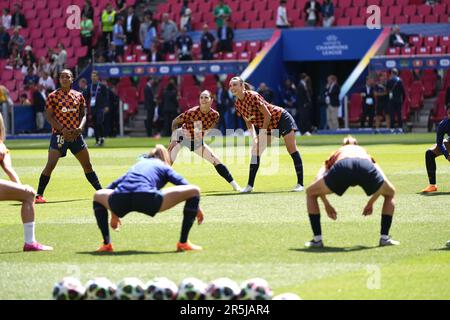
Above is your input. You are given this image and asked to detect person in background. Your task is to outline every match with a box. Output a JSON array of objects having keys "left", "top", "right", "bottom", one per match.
[
  {"left": 276, "top": 0, "right": 290, "bottom": 28},
  {"left": 200, "top": 24, "right": 216, "bottom": 60},
  {"left": 180, "top": 0, "right": 192, "bottom": 31},
  {"left": 176, "top": 27, "right": 193, "bottom": 61},
  {"left": 216, "top": 81, "right": 234, "bottom": 133},
  {"left": 11, "top": 3, "right": 27, "bottom": 28},
  {"left": 389, "top": 25, "right": 408, "bottom": 48},
  {"left": 324, "top": 75, "right": 340, "bottom": 130},
  {"left": 32, "top": 84, "right": 47, "bottom": 133},
  {"left": 148, "top": 42, "right": 163, "bottom": 62},
  {"left": 304, "top": 0, "right": 321, "bottom": 27},
  {"left": 101, "top": 3, "right": 116, "bottom": 49},
  {"left": 160, "top": 13, "right": 178, "bottom": 54},
  {"left": 87, "top": 71, "right": 110, "bottom": 147},
  {"left": 144, "top": 78, "right": 157, "bottom": 137},
  {"left": 297, "top": 73, "right": 313, "bottom": 135},
  {"left": 321, "top": 0, "right": 335, "bottom": 27},
  {"left": 82, "top": 0, "right": 94, "bottom": 20},
  {"left": 0, "top": 25, "right": 10, "bottom": 59},
  {"left": 124, "top": 6, "right": 140, "bottom": 45},
  {"left": 80, "top": 13, "right": 94, "bottom": 57},
  {"left": 161, "top": 77, "right": 180, "bottom": 136},
  {"left": 360, "top": 77, "right": 376, "bottom": 129},
  {"left": 217, "top": 19, "right": 233, "bottom": 53},
  {"left": 375, "top": 72, "right": 390, "bottom": 129},
  {"left": 213, "top": 0, "right": 231, "bottom": 29},
  {"left": 257, "top": 83, "right": 274, "bottom": 104},
  {"left": 1, "top": 8, "right": 12, "bottom": 30},
  {"left": 112, "top": 16, "right": 126, "bottom": 58},
  {"left": 386, "top": 68, "right": 406, "bottom": 129}
]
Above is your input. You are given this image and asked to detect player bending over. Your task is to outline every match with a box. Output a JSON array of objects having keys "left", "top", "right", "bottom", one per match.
[
  {"left": 304, "top": 135, "right": 399, "bottom": 248},
  {"left": 93, "top": 144, "right": 203, "bottom": 253},
  {"left": 168, "top": 90, "right": 241, "bottom": 191},
  {"left": 421, "top": 104, "right": 450, "bottom": 193},
  {"left": 0, "top": 114, "right": 52, "bottom": 251}
]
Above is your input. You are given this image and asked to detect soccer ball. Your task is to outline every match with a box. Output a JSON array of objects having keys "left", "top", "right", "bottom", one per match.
[
  {"left": 177, "top": 277, "right": 207, "bottom": 300},
  {"left": 239, "top": 278, "right": 273, "bottom": 300},
  {"left": 115, "top": 277, "right": 145, "bottom": 300},
  {"left": 205, "top": 277, "right": 240, "bottom": 300},
  {"left": 145, "top": 277, "right": 178, "bottom": 300},
  {"left": 52, "top": 277, "right": 86, "bottom": 300},
  {"left": 84, "top": 277, "right": 117, "bottom": 300},
  {"left": 272, "top": 293, "right": 302, "bottom": 300}
]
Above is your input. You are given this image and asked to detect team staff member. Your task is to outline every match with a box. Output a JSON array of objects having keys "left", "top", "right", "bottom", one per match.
[
  {"left": 0, "top": 113, "right": 52, "bottom": 251},
  {"left": 35, "top": 69, "right": 102, "bottom": 203},
  {"left": 229, "top": 76, "right": 304, "bottom": 193},
  {"left": 168, "top": 90, "right": 241, "bottom": 191},
  {"left": 304, "top": 136, "right": 399, "bottom": 248},
  {"left": 87, "top": 71, "right": 109, "bottom": 146},
  {"left": 93, "top": 145, "right": 204, "bottom": 253},
  {"left": 421, "top": 104, "right": 450, "bottom": 193}
]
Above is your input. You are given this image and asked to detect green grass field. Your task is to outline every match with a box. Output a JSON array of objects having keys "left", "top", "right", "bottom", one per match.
[{"left": 0, "top": 134, "right": 449, "bottom": 299}]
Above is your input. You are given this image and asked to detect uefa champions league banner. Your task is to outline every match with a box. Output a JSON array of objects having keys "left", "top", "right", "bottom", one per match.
[
  {"left": 93, "top": 61, "right": 248, "bottom": 78},
  {"left": 282, "top": 28, "right": 382, "bottom": 61},
  {"left": 369, "top": 55, "right": 450, "bottom": 71}
]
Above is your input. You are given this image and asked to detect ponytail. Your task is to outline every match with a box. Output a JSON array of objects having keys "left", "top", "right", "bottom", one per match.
[{"left": 147, "top": 144, "right": 171, "bottom": 165}]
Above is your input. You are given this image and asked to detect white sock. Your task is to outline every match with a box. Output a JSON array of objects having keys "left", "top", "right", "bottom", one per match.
[
  {"left": 313, "top": 235, "right": 322, "bottom": 242},
  {"left": 381, "top": 234, "right": 389, "bottom": 240},
  {"left": 230, "top": 181, "right": 240, "bottom": 190},
  {"left": 24, "top": 222, "right": 36, "bottom": 244}
]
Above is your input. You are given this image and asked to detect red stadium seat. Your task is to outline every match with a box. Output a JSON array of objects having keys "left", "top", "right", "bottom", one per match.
[
  {"left": 381, "top": 15, "right": 394, "bottom": 25},
  {"left": 254, "top": 1, "right": 268, "bottom": 11},
  {"left": 32, "top": 39, "right": 45, "bottom": 49},
  {"left": 223, "top": 52, "right": 237, "bottom": 60},
  {"left": 409, "top": 81, "right": 424, "bottom": 111},
  {"left": 40, "top": 19, "right": 53, "bottom": 29},
  {"left": 247, "top": 41, "right": 262, "bottom": 55},
  {"left": 401, "top": 47, "right": 415, "bottom": 55},
  {"left": 394, "top": 16, "right": 408, "bottom": 25},
  {"left": 349, "top": 93, "right": 362, "bottom": 123},
  {"left": 259, "top": 10, "right": 274, "bottom": 21},
  {"left": 353, "top": 0, "right": 366, "bottom": 7},
  {"left": 35, "top": 2, "right": 47, "bottom": 10},
  {"left": 396, "top": 0, "right": 409, "bottom": 6},
  {"left": 409, "top": 16, "right": 424, "bottom": 24},
  {"left": 250, "top": 20, "right": 265, "bottom": 28},
  {"left": 386, "top": 47, "right": 400, "bottom": 55},
  {"left": 417, "top": 5, "right": 432, "bottom": 16},
  {"left": 336, "top": 17, "right": 350, "bottom": 26},
  {"left": 424, "top": 36, "right": 438, "bottom": 48},
  {"left": 403, "top": 5, "right": 417, "bottom": 17},
  {"left": 438, "top": 15, "right": 448, "bottom": 23},
  {"left": 30, "top": 29, "right": 43, "bottom": 40},
  {"left": 43, "top": 29, "right": 56, "bottom": 39},
  {"left": 236, "top": 21, "right": 250, "bottom": 29},
  {"left": 233, "top": 41, "right": 246, "bottom": 54},
  {"left": 345, "top": 7, "right": 358, "bottom": 18},
  {"left": 239, "top": 52, "right": 250, "bottom": 61},
  {"left": 245, "top": 11, "right": 259, "bottom": 22},
  {"left": 337, "top": 0, "right": 352, "bottom": 8},
  {"left": 53, "top": 18, "right": 66, "bottom": 29},
  {"left": 50, "top": 8, "right": 63, "bottom": 19},
  {"left": 424, "top": 15, "right": 439, "bottom": 24},
  {"left": 60, "top": 37, "right": 71, "bottom": 48},
  {"left": 367, "top": 0, "right": 381, "bottom": 5},
  {"left": 125, "top": 55, "right": 136, "bottom": 63},
  {"left": 439, "top": 35, "right": 450, "bottom": 47},
  {"left": 24, "top": 9, "right": 37, "bottom": 20},
  {"left": 409, "top": 35, "right": 423, "bottom": 48},
  {"left": 431, "top": 90, "right": 447, "bottom": 123},
  {"left": 432, "top": 4, "right": 448, "bottom": 15},
  {"left": 400, "top": 69, "right": 413, "bottom": 89},
  {"left": 4, "top": 80, "right": 15, "bottom": 91},
  {"left": 23, "top": 1, "right": 34, "bottom": 10},
  {"left": 417, "top": 46, "right": 430, "bottom": 55},
  {"left": 421, "top": 70, "right": 437, "bottom": 97},
  {"left": 240, "top": 2, "right": 254, "bottom": 12},
  {"left": 46, "top": 38, "right": 58, "bottom": 49},
  {"left": 75, "top": 46, "right": 88, "bottom": 58},
  {"left": 388, "top": 7, "right": 402, "bottom": 17},
  {"left": 351, "top": 17, "right": 365, "bottom": 25},
  {"left": 432, "top": 46, "right": 446, "bottom": 54}
]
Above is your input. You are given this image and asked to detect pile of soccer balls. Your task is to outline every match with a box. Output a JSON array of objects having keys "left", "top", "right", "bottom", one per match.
[{"left": 52, "top": 276, "right": 301, "bottom": 300}]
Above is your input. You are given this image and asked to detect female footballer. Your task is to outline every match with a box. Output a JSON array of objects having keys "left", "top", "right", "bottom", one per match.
[
  {"left": 229, "top": 76, "right": 304, "bottom": 193},
  {"left": 168, "top": 90, "right": 241, "bottom": 191},
  {"left": 0, "top": 114, "right": 52, "bottom": 251},
  {"left": 35, "top": 69, "right": 102, "bottom": 203},
  {"left": 93, "top": 145, "right": 204, "bottom": 253},
  {"left": 304, "top": 136, "right": 399, "bottom": 248}
]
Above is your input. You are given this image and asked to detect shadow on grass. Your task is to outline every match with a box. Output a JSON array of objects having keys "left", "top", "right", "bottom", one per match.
[
  {"left": 429, "top": 248, "right": 450, "bottom": 251},
  {"left": 0, "top": 250, "right": 24, "bottom": 254},
  {"left": 289, "top": 245, "right": 379, "bottom": 253},
  {"left": 9, "top": 199, "right": 89, "bottom": 206},
  {"left": 417, "top": 192, "right": 450, "bottom": 196},
  {"left": 76, "top": 250, "right": 178, "bottom": 256},
  {"left": 203, "top": 190, "right": 294, "bottom": 197}
]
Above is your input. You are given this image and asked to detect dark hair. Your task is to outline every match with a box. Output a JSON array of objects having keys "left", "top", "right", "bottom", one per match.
[
  {"left": 446, "top": 103, "right": 450, "bottom": 111},
  {"left": 391, "top": 68, "right": 399, "bottom": 76}
]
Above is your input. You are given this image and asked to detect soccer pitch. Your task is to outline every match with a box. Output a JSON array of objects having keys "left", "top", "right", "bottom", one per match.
[{"left": 0, "top": 134, "right": 448, "bottom": 299}]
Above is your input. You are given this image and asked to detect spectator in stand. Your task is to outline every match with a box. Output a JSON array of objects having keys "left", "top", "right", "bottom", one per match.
[
  {"left": 276, "top": 0, "right": 290, "bottom": 29},
  {"left": 216, "top": 81, "right": 234, "bottom": 134},
  {"left": 56, "top": 43, "right": 67, "bottom": 74},
  {"left": 375, "top": 72, "right": 390, "bottom": 129},
  {"left": 112, "top": 16, "right": 126, "bottom": 57},
  {"left": 297, "top": 73, "right": 313, "bottom": 135},
  {"left": 140, "top": 15, "right": 153, "bottom": 51},
  {"left": 386, "top": 68, "right": 406, "bottom": 130},
  {"left": 324, "top": 75, "right": 340, "bottom": 130},
  {"left": 87, "top": 71, "right": 110, "bottom": 147},
  {"left": 37, "top": 57, "right": 51, "bottom": 76},
  {"left": 0, "top": 25, "right": 10, "bottom": 59},
  {"left": 257, "top": 83, "right": 274, "bottom": 104},
  {"left": 124, "top": 6, "right": 140, "bottom": 45},
  {"left": 280, "top": 79, "right": 297, "bottom": 120},
  {"left": 148, "top": 42, "right": 163, "bottom": 62},
  {"left": 11, "top": 3, "right": 26, "bottom": 29},
  {"left": 22, "top": 46, "right": 35, "bottom": 66},
  {"left": 180, "top": 0, "right": 192, "bottom": 31},
  {"left": 6, "top": 46, "right": 22, "bottom": 69},
  {"left": 161, "top": 77, "right": 180, "bottom": 136},
  {"left": 81, "top": 13, "right": 94, "bottom": 57},
  {"left": 217, "top": 18, "right": 233, "bottom": 53},
  {"left": 104, "top": 42, "right": 120, "bottom": 63},
  {"left": 389, "top": 25, "right": 408, "bottom": 48},
  {"left": 78, "top": 78, "right": 89, "bottom": 102},
  {"left": 1, "top": 8, "right": 12, "bottom": 29},
  {"left": 82, "top": 0, "right": 94, "bottom": 20},
  {"left": 201, "top": 24, "right": 215, "bottom": 60},
  {"left": 176, "top": 27, "right": 193, "bottom": 61},
  {"left": 48, "top": 55, "right": 59, "bottom": 79},
  {"left": 160, "top": 13, "right": 178, "bottom": 54},
  {"left": 8, "top": 27, "right": 25, "bottom": 53},
  {"left": 214, "top": 0, "right": 231, "bottom": 29},
  {"left": 107, "top": 85, "right": 120, "bottom": 137},
  {"left": 39, "top": 72, "right": 56, "bottom": 92},
  {"left": 19, "top": 93, "right": 31, "bottom": 105},
  {"left": 101, "top": 3, "right": 116, "bottom": 49},
  {"left": 304, "top": 0, "right": 321, "bottom": 27},
  {"left": 21, "top": 59, "right": 36, "bottom": 76},
  {"left": 360, "top": 76, "right": 376, "bottom": 129},
  {"left": 115, "top": 0, "right": 127, "bottom": 18},
  {"left": 32, "top": 84, "right": 47, "bottom": 133},
  {"left": 321, "top": 0, "right": 335, "bottom": 27},
  {"left": 425, "top": 0, "right": 440, "bottom": 6},
  {"left": 144, "top": 78, "right": 157, "bottom": 137},
  {"left": 23, "top": 67, "right": 39, "bottom": 88}
]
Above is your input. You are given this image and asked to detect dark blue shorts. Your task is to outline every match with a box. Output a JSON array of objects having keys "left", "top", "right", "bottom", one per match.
[
  {"left": 108, "top": 191, "right": 164, "bottom": 218},
  {"left": 255, "top": 110, "right": 298, "bottom": 137},
  {"left": 49, "top": 133, "right": 87, "bottom": 158},
  {"left": 324, "top": 158, "right": 385, "bottom": 196}
]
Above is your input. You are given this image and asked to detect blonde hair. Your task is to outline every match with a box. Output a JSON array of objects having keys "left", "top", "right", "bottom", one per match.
[
  {"left": 342, "top": 135, "right": 358, "bottom": 145},
  {"left": 147, "top": 144, "right": 171, "bottom": 165},
  {"left": 230, "top": 76, "right": 253, "bottom": 90},
  {"left": 0, "top": 112, "right": 5, "bottom": 142}
]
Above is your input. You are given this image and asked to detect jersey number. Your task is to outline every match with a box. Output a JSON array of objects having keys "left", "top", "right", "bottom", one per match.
[{"left": 56, "top": 135, "right": 65, "bottom": 145}]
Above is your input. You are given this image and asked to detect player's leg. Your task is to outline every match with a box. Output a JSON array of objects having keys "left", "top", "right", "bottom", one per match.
[
  {"left": 242, "top": 133, "right": 267, "bottom": 193},
  {"left": 376, "top": 180, "right": 399, "bottom": 246},
  {"left": 283, "top": 130, "right": 304, "bottom": 191},
  {"left": 158, "top": 185, "right": 203, "bottom": 251},
  {"left": 36, "top": 149, "right": 62, "bottom": 203},
  {"left": 305, "top": 178, "right": 334, "bottom": 248},
  {"left": 0, "top": 151, "right": 21, "bottom": 183},
  {"left": 93, "top": 189, "right": 114, "bottom": 251},
  {"left": 73, "top": 146, "right": 102, "bottom": 191},
  {"left": 168, "top": 141, "right": 183, "bottom": 164},
  {"left": 194, "top": 145, "right": 241, "bottom": 191},
  {"left": 0, "top": 180, "right": 52, "bottom": 251},
  {"left": 422, "top": 142, "right": 446, "bottom": 192}
]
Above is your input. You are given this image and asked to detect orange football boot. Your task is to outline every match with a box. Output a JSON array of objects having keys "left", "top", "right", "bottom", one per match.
[
  {"left": 421, "top": 185, "right": 438, "bottom": 193},
  {"left": 96, "top": 243, "right": 113, "bottom": 252},
  {"left": 176, "top": 240, "right": 202, "bottom": 252}
]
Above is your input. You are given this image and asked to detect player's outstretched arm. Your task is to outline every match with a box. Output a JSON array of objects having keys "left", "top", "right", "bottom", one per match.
[{"left": 320, "top": 194, "right": 337, "bottom": 220}]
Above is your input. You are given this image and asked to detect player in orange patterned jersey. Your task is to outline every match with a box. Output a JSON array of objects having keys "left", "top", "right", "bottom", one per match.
[
  {"left": 229, "top": 76, "right": 304, "bottom": 193},
  {"left": 168, "top": 90, "right": 241, "bottom": 191},
  {"left": 304, "top": 135, "right": 398, "bottom": 248},
  {"left": 35, "top": 69, "right": 102, "bottom": 203}
]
